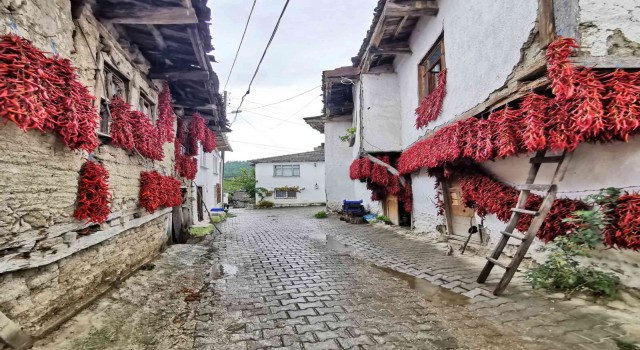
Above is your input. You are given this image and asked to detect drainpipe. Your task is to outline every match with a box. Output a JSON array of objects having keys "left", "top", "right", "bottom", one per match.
[{"left": 0, "top": 311, "right": 32, "bottom": 349}]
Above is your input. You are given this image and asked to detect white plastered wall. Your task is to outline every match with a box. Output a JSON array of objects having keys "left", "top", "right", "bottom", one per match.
[
  {"left": 324, "top": 119, "right": 356, "bottom": 211},
  {"left": 578, "top": 0, "right": 640, "bottom": 57},
  {"left": 392, "top": 0, "right": 539, "bottom": 233},
  {"left": 361, "top": 73, "right": 403, "bottom": 153},
  {"left": 255, "top": 162, "right": 326, "bottom": 206},
  {"left": 193, "top": 148, "right": 223, "bottom": 222}
]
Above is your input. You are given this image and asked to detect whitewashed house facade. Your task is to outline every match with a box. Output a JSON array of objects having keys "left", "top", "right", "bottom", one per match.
[
  {"left": 251, "top": 146, "right": 326, "bottom": 207},
  {"left": 318, "top": 0, "right": 640, "bottom": 287}
]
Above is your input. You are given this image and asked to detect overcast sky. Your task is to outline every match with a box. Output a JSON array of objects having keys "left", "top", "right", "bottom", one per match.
[{"left": 210, "top": 0, "right": 377, "bottom": 161}]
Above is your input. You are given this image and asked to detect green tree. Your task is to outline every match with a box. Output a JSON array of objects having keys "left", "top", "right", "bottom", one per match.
[
  {"left": 224, "top": 161, "right": 252, "bottom": 179},
  {"left": 224, "top": 168, "right": 261, "bottom": 197}
]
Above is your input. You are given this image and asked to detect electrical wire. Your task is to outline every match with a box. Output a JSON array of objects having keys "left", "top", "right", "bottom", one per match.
[
  {"left": 236, "top": 0, "right": 291, "bottom": 113},
  {"left": 270, "top": 94, "right": 321, "bottom": 129},
  {"left": 243, "top": 110, "right": 306, "bottom": 125},
  {"left": 223, "top": 0, "right": 257, "bottom": 92},
  {"left": 244, "top": 85, "right": 321, "bottom": 111}
]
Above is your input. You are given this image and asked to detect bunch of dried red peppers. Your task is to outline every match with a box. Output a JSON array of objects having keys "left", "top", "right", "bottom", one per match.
[
  {"left": 0, "top": 34, "right": 99, "bottom": 152},
  {"left": 174, "top": 113, "right": 216, "bottom": 180},
  {"left": 139, "top": 171, "right": 182, "bottom": 213},
  {"left": 74, "top": 161, "right": 112, "bottom": 224},
  {"left": 415, "top": 69, "right": 447, "bottom": 129},
  {"left": 349, "top": 157, "right": 412, "bottom": 212}
]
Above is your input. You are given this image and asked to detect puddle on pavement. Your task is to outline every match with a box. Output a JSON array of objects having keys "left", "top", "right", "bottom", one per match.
[
  {"left": 326, "top": 236, "right": 354, "bottom": 255},
  {"left": 220, "top": 263, "right": 238, "bottom": 275},
  {"left": 373, "top": 265, "right": 469, "bottom": 306}
]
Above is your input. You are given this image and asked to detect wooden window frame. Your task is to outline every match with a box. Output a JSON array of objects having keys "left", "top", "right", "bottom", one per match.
[
  {"left": 99, "top": 62, "right": 130, "bottom": 135},
  {"left": 418, "top": 33, "right": 445, "bottom": 100},
  {"left": 138, "top": 90, "right": 157, "bottom": 123}
]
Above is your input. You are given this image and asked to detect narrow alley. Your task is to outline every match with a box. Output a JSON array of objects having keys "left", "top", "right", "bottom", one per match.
[{"left": 37, "top": 207, "right": 637, "bottom": 350}]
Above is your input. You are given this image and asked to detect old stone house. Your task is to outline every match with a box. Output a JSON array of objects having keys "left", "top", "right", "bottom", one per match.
[
  {"left": 251, "top": 145, "right": 326, "bottom": 207},
  {"left": 0, "top": 0, "right": 229, "bottom": 347},
  {"left": 319, "top": 0, "right": 640, "bottom": 291}
]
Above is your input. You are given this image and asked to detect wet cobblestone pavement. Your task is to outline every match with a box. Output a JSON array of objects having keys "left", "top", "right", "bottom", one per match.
[{"left": 193, "top": 207, "right": 630, "bottom": 350}]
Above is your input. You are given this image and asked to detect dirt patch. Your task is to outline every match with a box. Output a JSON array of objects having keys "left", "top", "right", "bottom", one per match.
[{"left": 31, "top": 240, "right": 215, "bottom": 350}]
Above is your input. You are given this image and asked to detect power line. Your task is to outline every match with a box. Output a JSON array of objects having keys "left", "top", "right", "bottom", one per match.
[
  {"left": 236, "top": 0, "right": 291, "bottom": 113},
  {"left": 223, "top": 0, "right": 257, "bottom": 92},
  {"left": 271, "top": 95, "right": 320, "bottom": 129},
  {"left": 244, "top": 85, "right": 321, "bottom": 111},
  {"left": 243, "top": 110, "right": 307, "bottom": 125}
]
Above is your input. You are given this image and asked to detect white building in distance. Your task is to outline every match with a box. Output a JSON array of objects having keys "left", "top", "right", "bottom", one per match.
[{"left": 251, "top": 145, "right": 326, "bottom": 207}]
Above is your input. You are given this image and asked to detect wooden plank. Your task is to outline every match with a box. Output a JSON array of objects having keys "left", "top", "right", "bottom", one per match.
[
  {"left": 441, "top": 180, "right": 455, "bottom": 238},
  {"left": 517, "top": 184, "right": 553, "bottom": 191},
  {"left": 554, "top": 0, "right": 579, "bottom": 40},
  {"left": 501, "top": 231, "right": 525, "bottom": 241},
  {"left": 149, "top": 70, "right": 209, "bottom": 81},
  {"left": 530, "top": 155, "right": 563, "bottom": 163},
  {"left": 363, "top": 154, "right": 406, "bottom": 187},
  {"left": 385, "top": 1, "right": 438, "bottom": 17},
  {"left": 369, "top": 46, "right": 412, "bottom": 55},
  {"left": 486, "top": 257, "right": 509, "bottom": 269},
  {"left": 187, "top": 27, "right": 209, "bottom": 70},
  {"left": 0, "top": 208, "right": 172, "bottom": 274},
  {"left": 511, "top": 208, "right": 539, "bottom": 216},
  {"left": 571, "top": 56, "right": 640, "bottom": 69},
  {"left": 393, "top": 16, "right": 409, "bottom": 38},
  {"left": 99, "top": 7, "right": 198, "bottom": 25},
  {"left": 538, "top": 0, "right": 556, "bottom": 47},
  {"left": 514, "top": 57, "right": 547, "bottom": 82},
  {"left": 146, "top": 24, "right": 167, "bottom": 51}
]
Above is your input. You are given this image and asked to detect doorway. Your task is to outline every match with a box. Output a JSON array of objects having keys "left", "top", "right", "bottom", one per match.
[{"left": 447, "top": 179, "right": 482, "bottom": 247}]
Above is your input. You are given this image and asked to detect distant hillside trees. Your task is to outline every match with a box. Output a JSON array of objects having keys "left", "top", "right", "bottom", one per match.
[{"left": 224, "top": 161, "right": 251, "bottom": 179}]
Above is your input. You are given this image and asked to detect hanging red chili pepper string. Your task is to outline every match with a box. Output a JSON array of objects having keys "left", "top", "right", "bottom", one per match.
[
  {"left": 109, "top": 96, "right": 135, "bottom": 151},
  {"left": 415, "top": 69, "right": 447, "bottom": 129},
  {"left": 0, "top": 34, "right": 99, "bottom": 151},
  {"left": 202, "top": 128, "right": 217, "bottom": 153},
  {"left": 603, "top": 194, "right": 640, "bottom": 251},
  {"left": 156, "top": 82, "right": 175, "bottom": 143},
  {"left": 74, "top": 160, "right": 112, "bottom": 224},
  {"left": 139, "top": 171, "right": 182, "bottom": 213},
  {"left": 130, "top": 111, "right": 164, "bottom": 161}
]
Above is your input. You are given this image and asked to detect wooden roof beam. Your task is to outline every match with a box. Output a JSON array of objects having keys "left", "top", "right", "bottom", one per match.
[
  {"left": 99, "top": 7, "right": 199, "bottom": 25},
  {"left": 370, "top": 42, "right": 412, "bottom": 55},
  {"left": 385, "top": 1, "right": 439, "bottom": 17},
  {"left": 149, "top": 70, "right": 209, "bottom": 81}
]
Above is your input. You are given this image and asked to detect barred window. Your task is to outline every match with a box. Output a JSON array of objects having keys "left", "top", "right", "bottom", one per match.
[{"left": 274, "top": 190, "right": 297, "bottom": 199}]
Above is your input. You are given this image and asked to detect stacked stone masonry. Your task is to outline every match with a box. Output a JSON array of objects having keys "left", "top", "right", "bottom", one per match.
[{"left": 0, "top": 0, "right": 176, "bottom": 337}]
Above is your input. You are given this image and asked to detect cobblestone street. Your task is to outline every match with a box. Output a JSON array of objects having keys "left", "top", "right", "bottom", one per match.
[{"left": 192, "top": 207, "right": 640, "bottom": 350}]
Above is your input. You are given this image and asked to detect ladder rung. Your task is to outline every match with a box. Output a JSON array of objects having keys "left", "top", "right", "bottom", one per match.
[
  {"left": 501, "top": 231, "right": 525, "bottom": 240},
  {"left": 530, "top": 156, "right": 563, "bottom": 164},
  {"left": 518, "top": 184, "right": 553, "bottom": 192},
  {"left": 486, "top": 257, "right": 510, "bottom": 269},
  {"left": 511, "top": 208, "right": 538, "bottom": 216}
]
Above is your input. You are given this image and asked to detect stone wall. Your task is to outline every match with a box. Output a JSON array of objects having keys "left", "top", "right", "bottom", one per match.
[
  {"left": 0, "top": 0, "right": 178, "bottom": 338},
  {"left": 0, "top": 215, "right": 170, "bottom": 335}
]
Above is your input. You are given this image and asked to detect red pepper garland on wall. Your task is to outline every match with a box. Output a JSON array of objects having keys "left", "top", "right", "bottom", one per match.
[
  {"left": 415, "top": 69, "right": 447, "bottom": 129},
  {"left": 398, "top": 37, "right": 640, "bottom": 175},
  {"left": 156, "top": 82, "right": 175, "bottom": 143},
  {"left": 109, "top": 96, "right": 135, "bottom": 151},
  {"left": 139, "top": 171, "right": 182, "bottom": 213},
  {"left": 0, "top": 34, "right": 99, "bottom": 152},
  {"left": 349, "top": 157, "right": 412, "bottom": 211},
  {"left": 604, "top": 194, "right": 640, "bottom": 250},
  {"left": 74, "top": 160, "right": 112, "bottom": 224}
]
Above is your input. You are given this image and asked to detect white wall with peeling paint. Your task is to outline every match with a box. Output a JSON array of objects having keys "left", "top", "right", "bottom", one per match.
[{"left": 579, "top": 0, "right": 640, "bottom": 57}]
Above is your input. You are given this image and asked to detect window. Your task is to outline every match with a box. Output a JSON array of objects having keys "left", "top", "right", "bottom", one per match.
[
  {"left": 138, "top": 91, "right": 156, "bottom": 122},
  {"left": 275, "top": 190, "right": 297, "bottom": 199},
  {"left": 99, "top": 63, "right": 130, "bottom": 134},
  {"left": 273, "top": 165, "right": 300, "bottom": 177},
  {"left": 200, "top": 150, "right": 208, "bottom": 168},
  {"left": 212, "top": 155, "right": 219, "bottom": 174},
  {"left": 418, "top": 34, "right": 445, "bottom": 99}
]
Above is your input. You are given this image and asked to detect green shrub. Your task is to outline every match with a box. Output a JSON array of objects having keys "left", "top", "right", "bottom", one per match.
[
  {"left": 257, "top": 201, "right": 274, "bottom": 209},
  {"left": 189, "top": 225, "right": 213, "bottom": 237},
  {"left": 377, "top": 214, "right": 392, "bottom": 224},
  {"left": 314, "top": 211, "right": 328, "bottom": 219}
]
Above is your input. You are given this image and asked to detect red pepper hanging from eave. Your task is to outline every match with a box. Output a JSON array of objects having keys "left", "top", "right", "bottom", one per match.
[
  {"left": 202, "top": 128, "right": 217, "bottom": 153},
  {"left": 415, "top": 69, "right": 447, "bottom": 129},
  {"left": 74, "top": 160, "right": 112, "bottom": 224},
  {"left": 130, "top": 110, "right": 164, "bottom": 161},
  {"left": 157, "top": 81, "right": 175, "bottom": 143}
]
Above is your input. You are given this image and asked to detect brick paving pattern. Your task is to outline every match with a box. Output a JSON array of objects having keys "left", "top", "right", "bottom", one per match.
[{"left": 193, "top": 207, "right": 639, "bottom": 350}]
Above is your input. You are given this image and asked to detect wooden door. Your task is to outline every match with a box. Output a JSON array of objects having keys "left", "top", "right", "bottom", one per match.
[
  {"left": 385, "top": 195, "right": 399, "bottom": 225},
  {"left": 447, "top": 179, "right": 482, "bottom": 247}
]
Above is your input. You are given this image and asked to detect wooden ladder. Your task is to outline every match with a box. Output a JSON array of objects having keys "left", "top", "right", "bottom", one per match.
[{"left": 477, "top": 149, "right": 573, "bottom": 295}]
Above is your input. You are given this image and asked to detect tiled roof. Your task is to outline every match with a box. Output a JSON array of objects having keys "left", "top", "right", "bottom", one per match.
[{"left": 250, "top": 147, "right": 325, "bottom": 164}]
